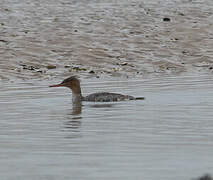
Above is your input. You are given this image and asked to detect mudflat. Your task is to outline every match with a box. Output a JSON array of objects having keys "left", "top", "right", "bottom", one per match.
[{"left": 1, "top": 0, "right": 213, "bottom": 81}]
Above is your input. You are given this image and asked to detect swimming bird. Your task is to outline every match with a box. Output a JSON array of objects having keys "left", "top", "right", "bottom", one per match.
[{"left": 49, "top": 76, "right": 144, "bottom": 103}]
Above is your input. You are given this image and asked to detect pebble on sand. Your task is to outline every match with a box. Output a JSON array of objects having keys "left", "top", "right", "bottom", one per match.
[
  {"left": 89, "top": 70, "right": 95, "bottom": 74},
  {"left": 46, "top": 65, "right": 56, "bottom": 69},
  {"left": 163, "top": 17, "right": 171, "bottom": 22}
]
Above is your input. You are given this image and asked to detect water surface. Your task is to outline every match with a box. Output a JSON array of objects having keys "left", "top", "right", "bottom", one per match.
[{"left": 1, "top": 75, "right": 213, "bottom": 180}]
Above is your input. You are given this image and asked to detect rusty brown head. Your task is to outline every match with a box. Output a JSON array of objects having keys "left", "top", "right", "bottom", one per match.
[{"left": 49, "top": 76, "right": 81, "bottom": 94}]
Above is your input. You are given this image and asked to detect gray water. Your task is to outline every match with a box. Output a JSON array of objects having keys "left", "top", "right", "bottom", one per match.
[{"left": 1, "top": 75, "right": 213, "bottom": 180}]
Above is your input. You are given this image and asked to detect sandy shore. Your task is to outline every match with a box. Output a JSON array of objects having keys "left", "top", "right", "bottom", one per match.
[{"left": 1, "top": 0, "right": 213, "bottom": 81}]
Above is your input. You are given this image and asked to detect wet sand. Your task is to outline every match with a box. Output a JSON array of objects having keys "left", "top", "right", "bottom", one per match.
[{"left": 1, "top": 0, "right": 213, "bottom": 81}]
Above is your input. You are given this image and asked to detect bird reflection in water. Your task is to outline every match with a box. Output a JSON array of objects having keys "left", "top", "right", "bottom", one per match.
[
  {"left": 71, "top": 101, "right": 82, "bottom": 115},
  {"left": 63, "top": 102, "right": 82, "bottom": 133},
  {"left": 63, "top": 102, "right": 116, "bottom": 137},
  {"left": 88, "top": 103, "right": 115, "bottom": 108}
]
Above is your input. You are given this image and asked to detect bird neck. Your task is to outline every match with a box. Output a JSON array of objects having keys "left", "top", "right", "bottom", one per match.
[
  {"left": 71, "top": 85, "right": 83, "bottom": 103},
  {"left": 67, "top": 82, "right": 84, "bottom": 103},
  {"left": 72, "top": 92, "right": 83, "bottom": 103}
]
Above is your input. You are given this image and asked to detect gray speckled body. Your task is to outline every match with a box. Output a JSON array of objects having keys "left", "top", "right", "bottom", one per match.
[{"left": 82, "top": 92, "right": 135, "bottom": 102}]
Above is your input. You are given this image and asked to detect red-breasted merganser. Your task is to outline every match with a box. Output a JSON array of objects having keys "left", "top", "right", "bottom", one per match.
[{"left": 49, "top": 76, "right": 144, "bottom": 103}]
